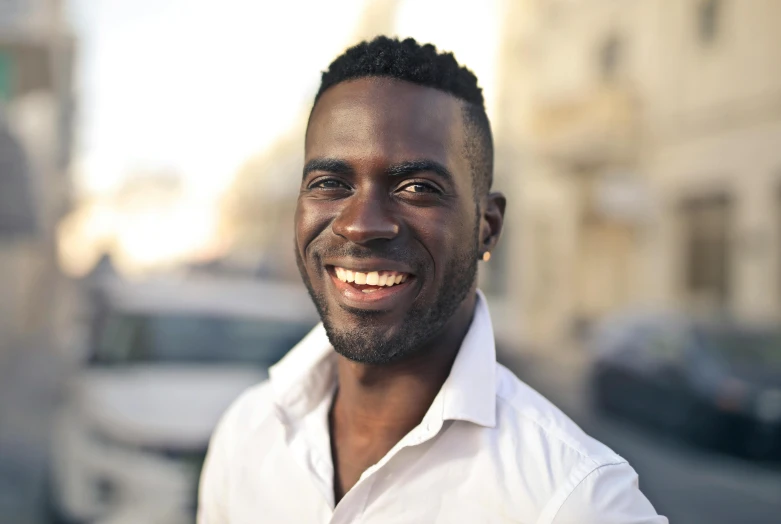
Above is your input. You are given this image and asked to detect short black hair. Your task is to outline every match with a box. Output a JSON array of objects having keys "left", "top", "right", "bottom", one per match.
[{"left": 313, "top": 36, "right": 493, "bottom": 199}]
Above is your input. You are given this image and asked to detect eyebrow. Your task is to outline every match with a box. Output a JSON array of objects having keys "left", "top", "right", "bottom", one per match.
[
  {"left": 302, "top": 158, "right": 354, "bottom": 179},
  {"left": 303, "top": 158, "right": 454, "bottom": 184},
  {"left": 385, "top": 160, "right": 454, "bottom": 184}
]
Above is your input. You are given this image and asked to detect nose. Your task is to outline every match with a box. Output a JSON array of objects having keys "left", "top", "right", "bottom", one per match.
[{"left": 332, "top": 189, "right": 400, "bottom": 244}]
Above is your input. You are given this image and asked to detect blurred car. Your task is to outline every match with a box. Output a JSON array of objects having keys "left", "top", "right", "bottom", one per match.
[
  {"left": 47, "top": 277, "right": 318, "bottom": 524},
  {"left": 589, "top": 312, "right": 781, "bottom": 459}
]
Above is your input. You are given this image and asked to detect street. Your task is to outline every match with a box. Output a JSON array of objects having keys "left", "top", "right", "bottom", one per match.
[{"left": 498, "top": 346, "right": 781, "bottom": 524}]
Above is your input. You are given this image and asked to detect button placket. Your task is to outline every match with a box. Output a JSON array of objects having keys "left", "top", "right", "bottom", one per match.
[{"left": 330, "top": 472, "right": 377, "bottom": 524}]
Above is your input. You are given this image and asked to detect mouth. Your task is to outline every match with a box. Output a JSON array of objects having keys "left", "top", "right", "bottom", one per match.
[{"left": 325, "top": 265, "right": 417, "bottom": 309}]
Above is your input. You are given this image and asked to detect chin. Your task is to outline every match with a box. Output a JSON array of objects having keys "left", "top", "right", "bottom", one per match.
[{"left": 323, "top": 321, "right": 414, "bottom": 365}]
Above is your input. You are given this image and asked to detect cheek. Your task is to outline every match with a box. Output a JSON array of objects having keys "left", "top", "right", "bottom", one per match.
[
  {"left": 446, "top": 209, "right": 480, "bottom": 261},
  {"left": 409, "top": 207, "right": 474, "bottom": 267},
  {"left": 295, "top": 199, "right": 332, "bottom": 254}
]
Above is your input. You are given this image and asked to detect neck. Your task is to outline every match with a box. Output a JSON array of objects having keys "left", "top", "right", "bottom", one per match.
[{"left": 331, "top": 293, "right": 477, "bottom": 440}]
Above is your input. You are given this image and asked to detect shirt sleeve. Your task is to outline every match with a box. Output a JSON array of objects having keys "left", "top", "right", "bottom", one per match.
[
  {"left": 197, "top": 400, "right": 238, "bottom": 524},
  {"left": 549, "top": 462, "right": 668, "bottom": 524}
]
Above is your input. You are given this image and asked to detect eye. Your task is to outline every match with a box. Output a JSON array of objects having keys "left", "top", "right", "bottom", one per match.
[
  {"left": 398, "top": 182, "right": 440, "bottom": 194},
  {"left": 308, "top": 178, "right": 349, "bottom": 190}
]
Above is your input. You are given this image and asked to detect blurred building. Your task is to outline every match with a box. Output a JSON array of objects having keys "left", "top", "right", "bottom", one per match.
[
  {"left": 491, "top": 0, "right": 781, "bottom": 347},
  {"left": 219, "top": 126, "right": 305, "bottom": 280},
  {"left": 0, "top": 0, "right": 75, "bottom": 355}
]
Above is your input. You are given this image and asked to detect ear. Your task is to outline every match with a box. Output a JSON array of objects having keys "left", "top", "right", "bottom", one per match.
[{"left": 479, "top": 191, "right": 506, "bottom": 254}]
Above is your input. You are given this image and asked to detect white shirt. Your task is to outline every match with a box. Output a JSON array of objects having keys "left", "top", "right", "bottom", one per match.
[{"left": 199, "top": 292, "right": 667, "bottom": 523}]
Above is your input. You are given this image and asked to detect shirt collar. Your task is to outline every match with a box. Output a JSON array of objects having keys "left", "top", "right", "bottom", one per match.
[
  {"left": 268, "top": 323, "right": 336, "bottom": 422},
  {"left": 439, "top": 290, "right": 497, "bottom": 428},
  {"left": 268, "top": 290, "right": 497, "bottom": 429}
]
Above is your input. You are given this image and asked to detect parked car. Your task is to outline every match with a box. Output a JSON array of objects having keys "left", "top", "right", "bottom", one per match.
[
  {"left": 589, "top": 311, "right": 781, "bottom": 459},
  {"left": 47, "top": 277, "right": 318, "bottom": 524}
]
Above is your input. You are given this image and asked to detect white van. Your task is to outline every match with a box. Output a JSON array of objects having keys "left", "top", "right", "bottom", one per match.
[{"left": 47, "top": 277, "right": 318, "bottom": 524}]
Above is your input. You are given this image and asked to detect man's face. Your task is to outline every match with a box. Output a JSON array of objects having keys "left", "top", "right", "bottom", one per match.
[{"left": 296, "top": 77, "right": 483, "bottom": 364}]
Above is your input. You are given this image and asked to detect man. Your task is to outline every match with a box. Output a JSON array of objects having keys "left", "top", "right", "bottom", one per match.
[{"left": 199, "top": 37, "right": 666, "bottom": 523}]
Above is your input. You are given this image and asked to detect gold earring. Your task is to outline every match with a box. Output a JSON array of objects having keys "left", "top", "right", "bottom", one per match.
[{"left": 482, "top": 252, "right": 491, "bottom": 262}]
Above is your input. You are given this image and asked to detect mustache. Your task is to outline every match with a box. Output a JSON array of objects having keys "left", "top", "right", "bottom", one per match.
[{"left": 314, "top": 244, "right": 418, "bottom": 267}]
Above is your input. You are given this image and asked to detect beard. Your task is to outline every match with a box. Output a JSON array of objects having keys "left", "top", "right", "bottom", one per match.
[{"left": 295, "top": 218, "right": 480, "bottom": 365}]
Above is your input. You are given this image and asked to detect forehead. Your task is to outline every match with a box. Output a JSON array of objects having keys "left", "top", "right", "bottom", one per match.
[{"left": 306, "top": 77, "right": 466, "bottom": 167}]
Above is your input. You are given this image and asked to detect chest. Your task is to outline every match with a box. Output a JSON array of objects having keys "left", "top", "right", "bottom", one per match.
[
  {"left": 331, "top": 432, "right": 399, "bottom": 501},
  {"left": 226, "top": 422, "right": 547, "bottom": 524}
]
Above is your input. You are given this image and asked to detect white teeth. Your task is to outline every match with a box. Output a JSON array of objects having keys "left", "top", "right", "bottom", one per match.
[{"left": 333, "top": 267, "right": 410, "bottom": 287}]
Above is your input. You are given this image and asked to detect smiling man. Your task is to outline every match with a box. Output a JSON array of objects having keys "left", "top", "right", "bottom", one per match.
[{"left": 198, "top": 37, "right": 666, "bottom": 524}]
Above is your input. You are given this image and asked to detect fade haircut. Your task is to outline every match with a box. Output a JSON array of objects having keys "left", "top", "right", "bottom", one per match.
[{"left": 312, "top": 36, "right": 494, "bottom": 199}]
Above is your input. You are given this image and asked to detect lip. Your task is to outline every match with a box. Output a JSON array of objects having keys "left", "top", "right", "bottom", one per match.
[
  {"left": 325, "top": 265, "right": 418, "bottom": 310},
  {"left": 324, "top": 258, "right": 416, "bottom": 276}
]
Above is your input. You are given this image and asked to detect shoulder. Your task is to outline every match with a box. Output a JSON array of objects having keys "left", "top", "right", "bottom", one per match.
[
  {"left": 491, "top": 365, "right": 623, "bottom": 505},
  {"left": 494, "top": 362, "right": 624, "bottom": 470},
  {"left": 492, "top": 364, "right": 666, "bottom": 523},
  {"left": 540, "top": 460, "right": 666, "bottom": 523},
  {"left": 224, "top": 380, "right": 275, "bottom": 424},
  {"left": 206, "top": 381, "right": 276, "bottom": 463}
]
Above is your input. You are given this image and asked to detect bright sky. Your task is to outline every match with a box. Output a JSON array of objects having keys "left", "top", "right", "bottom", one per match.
[
  {"left": 61, "top": 0, "right": 504, "bottom": 275},
  {"left": 67, "top": 0, "right": 503, "bottom": 197}
]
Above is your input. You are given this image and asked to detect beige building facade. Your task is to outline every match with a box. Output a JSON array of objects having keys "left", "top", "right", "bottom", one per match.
[
  {"left": 0, "top": 0, "right": 75, "bottom": 356},
  {"left": 490, "top": 0, "right": 781, "bottom": 347}
]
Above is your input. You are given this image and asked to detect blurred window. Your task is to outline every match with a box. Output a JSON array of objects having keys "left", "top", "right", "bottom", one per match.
[
  {"left": 0, "top": 114, "right": 37, "bottom": 237},
  {"left": 0, "top": 52, "right": 10, "bottom": 100},
  {"left": 608, "top": 325, "right": 653, "bottom": 372},
  {"left": 778, "top": 186, "right": 781, "bottom": 304},
  {"left": 680, "top": 193, "right": 732, "bottom": 306},
  {"left": 698, "top": 326, "right": 781, "bottom": 371},
  {"left": 599, "top": 34, "right": 622, "bottom": 81},
  {"left": 94, "top": 312, "right": 313, "bottom": 366},
  {"left": 530, "top": 220, "right": 552, "bottom": 307},
  {"left": 698, "top": 0, "right": 722, "bottom": 44},
  {"left": 646, "top": 325, "right": 690, "bottom": 365},
  {"left": 615, "top": 319, "right": 691, "bottom": 372}
]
